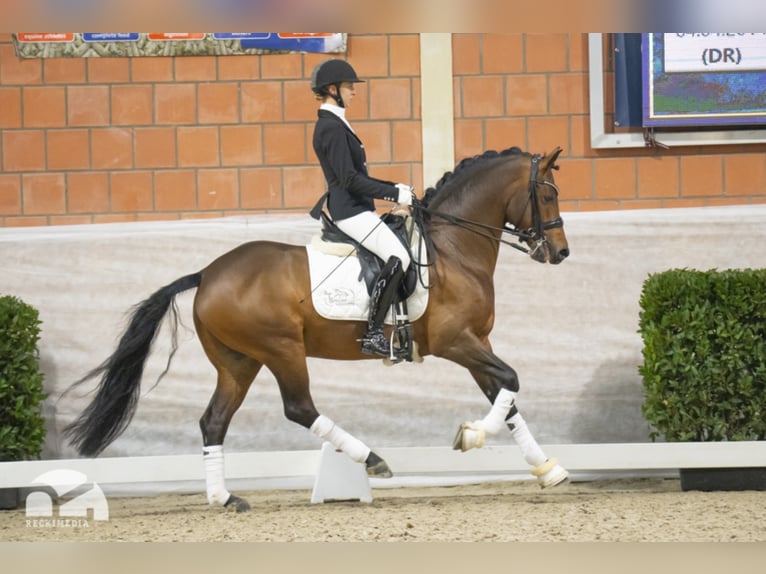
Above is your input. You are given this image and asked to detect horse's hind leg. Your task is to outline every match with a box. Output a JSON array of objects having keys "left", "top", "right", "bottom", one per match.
[
  {"left": 197, "top": 328, "right": 262, "bottom": 512},
  {"left": 267, "top": 350, "right": 392, "bottom": 478}
]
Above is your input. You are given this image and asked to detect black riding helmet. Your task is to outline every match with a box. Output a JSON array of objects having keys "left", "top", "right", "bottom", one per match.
[{"left": 310, "top": 59, "right": 364, "bottom": 108}]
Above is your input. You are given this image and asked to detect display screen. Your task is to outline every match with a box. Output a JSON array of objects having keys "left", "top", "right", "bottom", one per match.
[{"left": 642, "top": 33, "right": 766, "bottom": 127}]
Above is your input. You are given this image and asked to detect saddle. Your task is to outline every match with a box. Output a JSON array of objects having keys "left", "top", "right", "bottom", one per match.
[
  {"left": 314, "top": 210, "right": 423, "bottom": 364},
  {"left": 318, "top": 211, "right": 418, "bottom": 298}
]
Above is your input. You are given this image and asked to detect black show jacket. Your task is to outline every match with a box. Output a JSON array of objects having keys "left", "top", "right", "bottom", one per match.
[{"left": 311, "top": 109, "right": 398, "bottom": 221}]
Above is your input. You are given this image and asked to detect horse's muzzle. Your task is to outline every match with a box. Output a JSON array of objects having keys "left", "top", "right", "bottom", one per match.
[
  {"left": 551, "top": 246, "right": 570, "bottom": 264},
  {"left": 530, "top": 240, "right": 569, "bottom": 264}
]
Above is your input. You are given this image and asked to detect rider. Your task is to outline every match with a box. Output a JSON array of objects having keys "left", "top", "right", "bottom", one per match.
[{"left": 309, "top": 58, "right": 415, "bottom": 358}]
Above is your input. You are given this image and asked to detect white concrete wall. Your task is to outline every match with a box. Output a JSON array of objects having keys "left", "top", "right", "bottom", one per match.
[{"left": 2, "top": 205, "right": 765, "bottom": 460}]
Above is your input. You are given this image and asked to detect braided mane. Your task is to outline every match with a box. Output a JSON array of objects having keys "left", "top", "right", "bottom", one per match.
[{"left": 421, "top": 146, "right": 527, "bottom": 208}]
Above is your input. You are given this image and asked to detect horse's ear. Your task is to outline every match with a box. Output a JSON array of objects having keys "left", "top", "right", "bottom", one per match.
[{"left": 540, "top": 147, "right": 563, "bottom": 173}]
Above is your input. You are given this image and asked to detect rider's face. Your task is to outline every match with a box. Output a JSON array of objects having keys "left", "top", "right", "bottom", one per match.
[{"left": 337, "top": 82, "right": 356, "bottom": 107}]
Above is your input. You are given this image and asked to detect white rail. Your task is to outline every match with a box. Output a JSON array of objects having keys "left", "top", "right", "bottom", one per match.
[{"left": 2, "top": 442, "right": 764, "bottom": 490}]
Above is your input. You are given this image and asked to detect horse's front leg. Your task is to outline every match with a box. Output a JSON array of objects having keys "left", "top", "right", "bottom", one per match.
[{"left": 441, "top": 336, "right": 569, "bottom": 488}]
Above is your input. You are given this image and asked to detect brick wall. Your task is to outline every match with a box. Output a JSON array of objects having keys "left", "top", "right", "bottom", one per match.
[
  {"left": 2, "top": 33, "right": 766, "bottom": 228},
  {"left": 452, "top": 33, "right": 766, "bottom": 213}
]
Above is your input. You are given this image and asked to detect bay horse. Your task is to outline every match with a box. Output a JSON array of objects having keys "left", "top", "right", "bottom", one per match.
[{"left": 64, "top": 146, "right": 570, "bottom": 512}]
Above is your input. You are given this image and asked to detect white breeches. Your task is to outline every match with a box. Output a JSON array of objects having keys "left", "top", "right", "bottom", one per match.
[{"left": 335, "top": 211, "right": 411, "bottom": 269}]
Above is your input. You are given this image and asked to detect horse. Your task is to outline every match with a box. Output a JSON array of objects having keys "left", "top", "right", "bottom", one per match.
[{"left": 64, "top": 145, "right": 570, "bottom": 512}]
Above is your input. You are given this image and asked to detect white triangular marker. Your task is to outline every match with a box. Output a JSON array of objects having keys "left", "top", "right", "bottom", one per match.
[{"left": 310, "top": 442, "right": 373, "bottom": 504}]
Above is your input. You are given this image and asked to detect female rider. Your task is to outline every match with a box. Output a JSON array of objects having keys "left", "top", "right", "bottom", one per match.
[{"left": 310, "top": 58, "right": 415, "bottom": 357}]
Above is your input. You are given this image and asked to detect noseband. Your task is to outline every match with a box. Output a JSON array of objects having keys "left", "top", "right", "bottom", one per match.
[{"left": 413, "top": 153, "right": 563, "bottom": 256}]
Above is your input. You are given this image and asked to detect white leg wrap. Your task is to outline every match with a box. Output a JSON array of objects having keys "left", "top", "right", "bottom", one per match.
[
  {"left": 310, "top": 415, "right": 371, "bottom": 463},
  {"left": 477, "top": 388, "right": 517, "bottom": 434},
  {"left": 202, "top": 445, "right": 231, "bottom": 506},
  {"left": 454, "top": 389, "right": 516, "bottom": 452},
  {"left": 507, "top": 412, "right": 546, "bottom": 467},
  {"left": 508, "top": 413, "right": 569, "bottom": 488}
]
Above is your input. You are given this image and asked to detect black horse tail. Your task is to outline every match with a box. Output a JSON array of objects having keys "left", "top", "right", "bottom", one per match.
[{"left": 63, "top": 272, "right": 202, "bottom": 457}]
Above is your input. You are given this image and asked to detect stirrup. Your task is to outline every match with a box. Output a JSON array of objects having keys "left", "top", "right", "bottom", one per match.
[{"left": 360, "top": 328, "right": 391, "bottom": 357}]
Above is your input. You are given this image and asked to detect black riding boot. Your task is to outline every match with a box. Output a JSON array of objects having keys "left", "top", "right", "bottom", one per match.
[{"left": 361, "top": 256, "right": 404, "bottom": 357}]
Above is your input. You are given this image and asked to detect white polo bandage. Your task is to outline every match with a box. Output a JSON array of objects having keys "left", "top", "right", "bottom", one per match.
[
  {"left": 310, "top": 415, "right": 371, "bottom": 463},
  {"left": 507, "top": 412, "right": 547, "bottom": 467},
  {"left": 202, "top": 445, "right": 231, "bottom": 506},
  {"left": 473, "top": 388, "right": 517, "bottom": 434}
]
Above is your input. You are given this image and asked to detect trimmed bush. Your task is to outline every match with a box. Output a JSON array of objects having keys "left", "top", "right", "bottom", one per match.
[
  {"left": 638, "top": 268, "right": 766, "bottom": 442},
  {"left": 0, "top": 295, "right": 46, "bottom": 461}
]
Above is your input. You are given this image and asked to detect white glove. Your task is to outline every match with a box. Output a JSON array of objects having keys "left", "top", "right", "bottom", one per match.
[{"left": 395, "top": 183, "right": 414, "bottom": 206}]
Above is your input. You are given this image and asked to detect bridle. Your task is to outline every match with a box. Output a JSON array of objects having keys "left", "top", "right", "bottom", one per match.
[
  {"left": 519, "top": 154, "right": 564, "bottom": 257},
  {"left": 412, "top": 153, "right": 564, "bottom": 256}
]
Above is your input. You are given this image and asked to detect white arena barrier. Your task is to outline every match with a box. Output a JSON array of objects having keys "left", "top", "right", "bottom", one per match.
[{"left": 2, "top": 442, "right": 766, "bottom": 493}]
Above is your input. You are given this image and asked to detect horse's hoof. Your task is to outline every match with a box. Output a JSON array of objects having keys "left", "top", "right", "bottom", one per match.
[
  {"left": 365, "top": 451, "right": 393, "bottom": 478},
  {"left": 452, "top": 425, "right": 465, "bottom": 450},
  {"left": 224, "top": 494, "right": 251, "bottom": 513},
  {"left": 539, "top": 467, "right": 569, "bottom": 489},
  {"left": 367, "top": 460, "right": 393, "bottom": 478},
  {"left": 532, "top": 459, "right": 569, "bottom": 489},
  {"left": 452, "top": 422, "right": 485, "bottom": 451}
]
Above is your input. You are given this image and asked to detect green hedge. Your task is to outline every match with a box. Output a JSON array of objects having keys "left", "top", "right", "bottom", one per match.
[
  {"left": 0, "top": 295, "right": 46, "bottom": 461},
  {"left": 638, "top": 268, "right": 766, "bottom": 442}
]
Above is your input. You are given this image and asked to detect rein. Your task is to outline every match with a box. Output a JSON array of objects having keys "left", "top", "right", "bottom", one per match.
[{"left": 413, "top": 154, "right": 563, "bottom": 255}]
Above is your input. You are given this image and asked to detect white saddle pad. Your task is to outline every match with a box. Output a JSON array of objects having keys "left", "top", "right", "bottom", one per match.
[{"left": 306, "top": 236, "right": 429, "bottom": 324}]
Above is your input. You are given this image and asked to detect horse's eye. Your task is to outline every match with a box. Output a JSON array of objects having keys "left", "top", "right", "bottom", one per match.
[{"left": 542, "top": 193, "right": 555, "bottom": 204}]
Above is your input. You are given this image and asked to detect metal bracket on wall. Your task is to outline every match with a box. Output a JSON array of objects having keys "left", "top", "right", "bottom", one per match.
[{"left": 643, "top": 128, "right": 670, "bottom": 150}]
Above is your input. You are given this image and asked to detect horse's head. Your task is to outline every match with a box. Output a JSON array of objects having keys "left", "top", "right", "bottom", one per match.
[{"left": 508, "top": 147, "right": 569, "bottom": 265}]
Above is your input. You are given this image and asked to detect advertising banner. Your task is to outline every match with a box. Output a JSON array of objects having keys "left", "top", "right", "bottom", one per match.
[{"left": 12, "top": 33, "right": 346, "bottom": 58}]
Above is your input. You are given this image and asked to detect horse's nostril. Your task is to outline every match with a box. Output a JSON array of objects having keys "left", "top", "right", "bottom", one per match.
[{"left": 559, "top": 248, "right": 570, "bottom": 259}]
